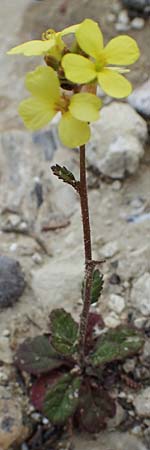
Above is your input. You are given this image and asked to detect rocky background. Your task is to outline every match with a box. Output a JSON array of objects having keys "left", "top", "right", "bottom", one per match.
[{"left": 0, "top": 0, "right": 150, "bottom": 449}]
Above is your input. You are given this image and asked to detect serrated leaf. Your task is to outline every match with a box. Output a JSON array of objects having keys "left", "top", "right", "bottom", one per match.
[
  {"left": 51, "top": 164, "right": 78, "bottom": 189},
  {"left": 82, "top": 269, "right": 104, "bottom": 305},
  {"left": 44, "top": 373, "right": 82, "bottom": 425},
  {"left": 89, "top": 326, "right": 144, "bottom": 367},
  {"left": 30, "top": 370, "right": 62, "bottom": 411},
  {"left": 50, "top": 308, "right": 78, "bottom": 355},
  {"left": 75, "top": 381, "right": 116, "bottom": 433},
  {"left": 15, "top": 336, "right": 65, "bottom": 375}
]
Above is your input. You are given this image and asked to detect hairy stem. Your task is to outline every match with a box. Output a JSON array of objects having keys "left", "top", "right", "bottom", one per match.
[{"left": 78, "top": 145, "right": 93, "bottom": 361}]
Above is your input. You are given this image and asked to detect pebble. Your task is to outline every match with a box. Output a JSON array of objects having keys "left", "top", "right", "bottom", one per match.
[
  {"left": 0, "top": 337, "right": 12, "bottom": 364},
  {"left": 131, "top": 272, "right": 150, "bottom": 316},
  {"left": 115, "top": 22, "right": 130, "bottom": 31},
  {"left": 100, "top": 241, "right": 119, "bottom": 258},
  {"left": 32, "top": 252, "right": 43, "bottom": 264},
  {"left": 123, "top": 358, "right": 136, "bottom": 373},
  {"left": 107, "top": 13, "right": 116, "bottom": 22},
  {"left": 133, "top": 387, "right": 150, "bottom": 417},
  {"left": 112, "top": 180, "right": 122, "bottom": 191},
  {"left": 9, "top": 243, "right": 18, "bottom": 252},
  {"left": 118, "top": 9, "right": 129, "bottom": 23},
  {"left": 131, "top": 17, "right": 145, "bottom": 28},
  {"left": 105, "top": 311, "right": 121, "bottom": 328},
  {"left": 128, "top": 80, "right": 150, "bottom": 119},
  {"left": 0, "top": 256, "right": 26, "bottom": 309},
  {"left": 108, "top": 294, "right": 125, "bottom": 314}
]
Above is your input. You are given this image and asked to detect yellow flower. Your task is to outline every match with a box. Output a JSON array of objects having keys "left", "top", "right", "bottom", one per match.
[
  {"left": 62, "top": 19, "right": 140, "bottom": 99},
  {"left": 7, "top": 24, "right": 79, "bottom": 59},
  {"left": 19, "top": 66, "right": 102, "bottom": 148}
]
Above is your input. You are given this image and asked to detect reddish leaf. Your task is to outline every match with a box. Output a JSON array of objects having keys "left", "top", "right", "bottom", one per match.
[
  {"left": 31, "top": 370, "right": 62, "bottom": 411},
  {"left": 85, "top": 312, "right": 104, "bottom": 353},
  {"left": 75, "top": 380, "right": 116, "bottom": 433},
  {"left": 14, "top": 336, "right": 65, "bottom": 375}
]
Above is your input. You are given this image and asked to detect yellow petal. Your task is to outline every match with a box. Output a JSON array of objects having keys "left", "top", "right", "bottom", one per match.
[
  {"left": 25, "top": 66, "right": 60, "bottom": 102},
  {"left": 58, "top": 112, "right": 90, "bottom": 148},
  {"left": 69, "top": 93, "right": 102, "bottom": 122},
  {"left": 62, "top": 54, "right": 96, "bottom": 84},
  {"left": 104, "top": 36, "right": 140, "bottom": 65},
  {"left": 60, "top": 23, "right": 80, "bottom": 37},
  {"left": 19, "top": 97, "right": 56, "bottom": 130},
  {"left": 98, "top": 69, "right": 132, "bottom": 98},
  {"left": 7, "top": 39, "right": 55, "bottom": 56},
  {"left": 76, "top": 19, "right": 103, "bottom": 59}
]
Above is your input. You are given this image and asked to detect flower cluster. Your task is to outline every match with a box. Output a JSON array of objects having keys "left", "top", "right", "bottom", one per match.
[{"left": 8, "top": 19, "right": 140, "bottom": 148}]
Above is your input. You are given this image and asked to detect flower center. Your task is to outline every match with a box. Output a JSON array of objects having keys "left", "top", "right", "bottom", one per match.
[
  {"left": 95, "top": 53, "right": 107, "bottom": 72},
  {"left": 55, "top": 94, "right": 70, "bottom": 114}
]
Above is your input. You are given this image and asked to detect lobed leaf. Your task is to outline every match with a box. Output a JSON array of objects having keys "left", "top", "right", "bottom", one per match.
[
  {"left": 82, "top": 269, "right": 104, "bottom": 305},
  {"left": 14, "top": 335, "right": 65, "bottom": 375},
  {"left": 89, "top": 326, "right": 144, "bottom": 367},
  {"left": 30, "top": 370, "right": 62, "bottom": 411},
  {"left": 43, "top": 373, "right": 82, "bottom": 425},
  {"left": 50, "top": 308, "right": 78, "bottom": 356},
  {"left": 51, "top": 164, "right": 78, "bottom": 190}
]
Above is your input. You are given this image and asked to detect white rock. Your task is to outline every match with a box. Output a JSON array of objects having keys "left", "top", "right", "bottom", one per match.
[
  {"left": 115, "top": 22, "right": 130, "bottom": 31},
  {"left": 112, "top": 180, "right": 122, "bottom": 191},
  {"left": 131, "top": 273, "right": 150, "bottom": 316},
  {"left": 123, "top": 358, "right": 136, "bottom": 373},
  {"left": 133, "top": 388, "right": 150, "bottom": 417},
  {"left": 105, "top": 311, "right": 121, "bottom": 328},
  {"left": 108, "top": 294, "right": 125, "bottom": 314},
  {"left": 117, "top": 246, "right": 150, "bottom": 281},
  {"left": 100, "top": 241, "right": 119, "bottom": 258},
  {"left": 0, "top": 337, "right": 12, "bottom": 364},
  {"left": 88, "top": 103, "right": 147, "bottom": 179},
  {"left": 32, "top": 256, "right": 83, "bottom": 311},
  {"left": 118, "top": 9, "right": 129, "bottom": 23},
  {"left": 128, "top": 80, "right": 150, "bottom": 119},
  {"left": 32, "top": 252, "right": 42, "bottom": 265},
  {"left": 107, "top": 13, "right": 116, "bottom": 22},
  {"left": 100, "top": 135, "right": 144, "bottom": 178},
  {"left": 131, "top": 17, "right": 145, "bottom": 29}
]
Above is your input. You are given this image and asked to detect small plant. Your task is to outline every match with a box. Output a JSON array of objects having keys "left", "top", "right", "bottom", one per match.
[{"left": 8, "top": 19, "right": 144, "bottom": 446}]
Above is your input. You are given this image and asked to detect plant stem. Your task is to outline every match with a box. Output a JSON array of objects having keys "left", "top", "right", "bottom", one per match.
[{"left": 78, "top": 145, "right": 94, "bottom": 361}]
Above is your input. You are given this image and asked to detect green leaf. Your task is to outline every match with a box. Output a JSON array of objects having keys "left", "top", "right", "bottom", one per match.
[
  {"left": 44, "top": 373, "right": 82, "bottom": 425},
  {"left": 51, "top": 164, "right": 78, "bottom": 190},
  {"left": 82, "top": 269, "right": 104, "bottom": 304},
  {"left": 50, "top": 308, "right": 78, "bottom": 355},
  {"left": 14, "top": 336, "right": 65, "bottom": 375},
  {"left": 89, "top": 326, "right": 144, "bottom": 367}
]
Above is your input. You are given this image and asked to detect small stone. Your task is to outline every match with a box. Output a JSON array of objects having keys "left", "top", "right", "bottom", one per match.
[
  {"left": 0, "top": 337, "right": 12, "bottom": 364},
  {"left": 9, "top": 243, "right": 18, "bottom": 252},
  {"left": 107, "top": 13, "right": 116, "bottom": 22},
  {"left": 0, "top": 256, "right": 26, "bottom": 309},
  {"left": 123, "top": 358, "right": 136, "bottom": 373},
  {"left": 115, "top": 22, "right": 130, "bottom": 31},
  {"left": 108, "top": 294, "right": 125, "bottom": 314},
  {"left": 100, "top": 241, "right": 119, "bottom": 258},
  {"left": 2, "top": 330, "right": 10, "bottom": 337},
  {"left": 131, "top": 425, "right": 142, "bottom": 435},
  {"left": 128, "top": 80, "right": 150, "bottom": 119},
  {"left": 32, "top": 252, "right": 42, "bottom": 264},
  {"left": 133, "top": 387, "right": 150, "bottom": 417},
  {"left": 142, "top": 339, "right": 150, "bottom": 360},
  {"left": 131, "top": 16, "right": 145, "bottom": 28},
  {"left": 134, "top": 317, "right": 146, "bottom": 329},
  {"left": 112, "top": 180, "right": 122, "bottom": 191},
  {"left": 118, "top": 9, "right": 129, "bottom": 23},
  {"left": 131, "top": 273, "right": 150, "bottom": 316},
  {"left": 105, "top": 311, "right": 121, "bottom": 328}
]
